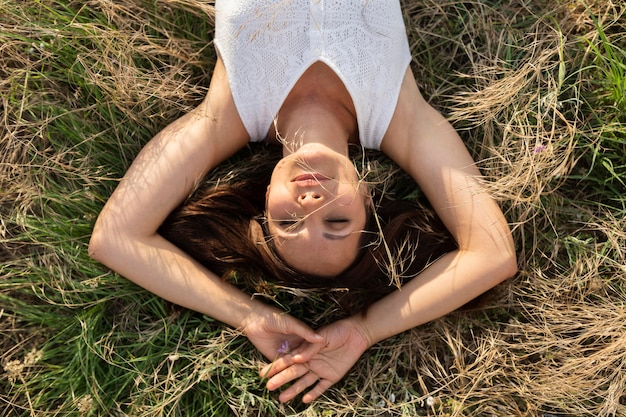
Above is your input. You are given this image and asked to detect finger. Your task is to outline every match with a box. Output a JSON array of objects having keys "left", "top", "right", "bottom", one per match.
[
  {"left": 266, "top": 363, "right": 309, "bottom": 391},
  {"left": 291, "top": 340, "right": 324, "bottom": 363},
  {"left": 287, "top": 321, "right": 323, "bottom": 345},
  {"left": 278, "top": 371, "right": 320, "bottom": 403},
  {"left": 302, "top": 378, "right": 334, "bottom": 404},
  {"left": 259, "top": 354, "right": 294, "bottom": 379},
  {"left": 292, "top": 323, "right": 323, "bottom": 344}
]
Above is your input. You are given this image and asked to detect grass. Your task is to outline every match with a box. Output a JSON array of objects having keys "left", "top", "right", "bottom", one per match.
[{"left": 1, "top": 0, "right": 625, "bottom": 415}]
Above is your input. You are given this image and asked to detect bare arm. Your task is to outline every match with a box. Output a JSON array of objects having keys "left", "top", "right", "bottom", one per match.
[
  {"left": 359, "top": 69, "right": 518, "bottom": 344},
  {"left": 89, "top": 59, "right": 322, "bottom": 358}
]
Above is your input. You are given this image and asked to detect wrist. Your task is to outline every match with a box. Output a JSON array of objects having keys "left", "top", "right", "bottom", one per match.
[
  {"left": 239, "top": 300, "right": 284, "bottom": 336},
  {"left": 345, "top": 314, "right": 376, "bottom": 351}
]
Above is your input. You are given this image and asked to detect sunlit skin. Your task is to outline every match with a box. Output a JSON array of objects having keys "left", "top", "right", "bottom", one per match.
[{"left": 265, "top": 143, "right": 370, "bottom": 276}]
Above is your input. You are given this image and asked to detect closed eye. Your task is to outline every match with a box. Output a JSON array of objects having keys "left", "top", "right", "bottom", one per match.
[
  {"left": 275, "top": 218, "right": 303, "bottom": 233},
  {"left": 325, "top": 218, "right": 350, "bottom": 232},
  {"left": 278, "top": 220, "right": 298, "bottom": 226}
]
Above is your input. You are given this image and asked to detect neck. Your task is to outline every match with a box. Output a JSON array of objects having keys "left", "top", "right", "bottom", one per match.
[
  {"left": 277, "top": 105, "right": 352, "bottom": 157},
  {"left": 270, "top": 62, "right": 358, "bottom": 156}
]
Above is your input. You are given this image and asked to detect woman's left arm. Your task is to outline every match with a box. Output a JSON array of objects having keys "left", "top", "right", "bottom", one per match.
[
  {"left": 354, "top": 69, "right": 518, "bottom": 345},
  {"left": 261, "top": 69, "right": 517, "bottom": 403}
]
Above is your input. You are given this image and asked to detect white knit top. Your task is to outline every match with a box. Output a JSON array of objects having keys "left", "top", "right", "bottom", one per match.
[{"left": 214, "top": 0, "right": 411, "bottom": 150}]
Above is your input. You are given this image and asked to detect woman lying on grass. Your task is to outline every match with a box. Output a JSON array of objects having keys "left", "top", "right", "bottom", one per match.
[{"left": 89, "top": 0, "right": 517, "bottom": 404}]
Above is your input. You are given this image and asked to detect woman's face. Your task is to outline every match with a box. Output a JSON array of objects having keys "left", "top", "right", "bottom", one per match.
[{"left": 265, "top": 143, "right": 369, "bottom": 276}]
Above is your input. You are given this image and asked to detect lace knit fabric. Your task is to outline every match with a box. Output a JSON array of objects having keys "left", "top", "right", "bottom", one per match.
[{"left": 214, "top": 0, "right": 411, "bottom": 150}]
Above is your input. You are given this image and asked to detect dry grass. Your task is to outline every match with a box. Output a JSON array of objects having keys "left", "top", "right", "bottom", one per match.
[{"left": 1, "top": 0, "right": 625, "bottom": 415}]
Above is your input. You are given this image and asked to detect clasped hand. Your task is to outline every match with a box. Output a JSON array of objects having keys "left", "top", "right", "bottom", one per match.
[{"left": 257, "top": 317, "right": 371, "bottom": 403}]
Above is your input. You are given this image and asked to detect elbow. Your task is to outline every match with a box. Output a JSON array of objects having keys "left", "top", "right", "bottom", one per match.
[
  {"left": 489, "top": 227, "right": 518, "bottom": 283},
  {"left": 88, "top": 223, "right": 108, "bottom": 264},
  {"left": 473, "top": 238, "right": 517, "bottom": 285},
  {"left": 496, "top": 242, "right": 518, "bottom": 283},
  {"left": 88, "top": 218, "right": 121, "bottom": 266},
  {"left": 501, "top": 252, "right": 518, "bottom": 281}
]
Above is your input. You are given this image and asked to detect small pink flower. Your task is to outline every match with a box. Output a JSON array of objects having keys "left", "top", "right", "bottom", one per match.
[{"left": 533, "top": 145, "right": 547, "bottom": 153}]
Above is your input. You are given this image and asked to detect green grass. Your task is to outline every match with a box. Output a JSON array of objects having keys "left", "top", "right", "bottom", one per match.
[{"left": 2, "top": 0, "right": 626, "bottom": 415}]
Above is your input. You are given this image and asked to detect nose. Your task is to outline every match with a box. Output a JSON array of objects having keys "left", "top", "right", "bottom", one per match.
[{"left": 298, "top": 191, "right": 323, "bottom": 206}]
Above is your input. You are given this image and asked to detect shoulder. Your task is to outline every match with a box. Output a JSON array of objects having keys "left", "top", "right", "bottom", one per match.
[{"left": 380, "top": 68, "right": 458, "bottom": 176}]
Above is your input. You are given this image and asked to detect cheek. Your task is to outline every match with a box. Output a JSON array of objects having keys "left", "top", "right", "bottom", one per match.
[
  {"left": 266, "top": 188, "right": 293, "bottom": 216},
  {"left": 336, "top": 196, "right": 368, "bottom": 227},
  {"left": 335, "top": 185, "right": 365, "bottom": 207}
]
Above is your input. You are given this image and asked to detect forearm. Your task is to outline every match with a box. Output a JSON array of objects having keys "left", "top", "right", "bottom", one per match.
[
  {"left": 357, "top": 248, "right": 516, "bottom": 346},
  {"left": 89, "top": 231, "right": 269, "bottom": 330}
]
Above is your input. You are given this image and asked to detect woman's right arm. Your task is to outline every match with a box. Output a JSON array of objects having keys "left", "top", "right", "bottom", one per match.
[{"left": 89, "top": 59, "right": 321, "bottom": 358}]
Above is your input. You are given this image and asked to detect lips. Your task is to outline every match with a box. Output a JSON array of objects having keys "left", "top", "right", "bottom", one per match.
[
  {"left": 291, "top": 172, "right": 330, "bottom": 185},
  {"left": 291, "top": 172, "right": 330, "bottom": 182}
]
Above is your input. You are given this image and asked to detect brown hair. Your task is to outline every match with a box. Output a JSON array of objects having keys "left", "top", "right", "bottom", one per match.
[{"left": 158, "top": 145, "right": 457, "bottom": 315}]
